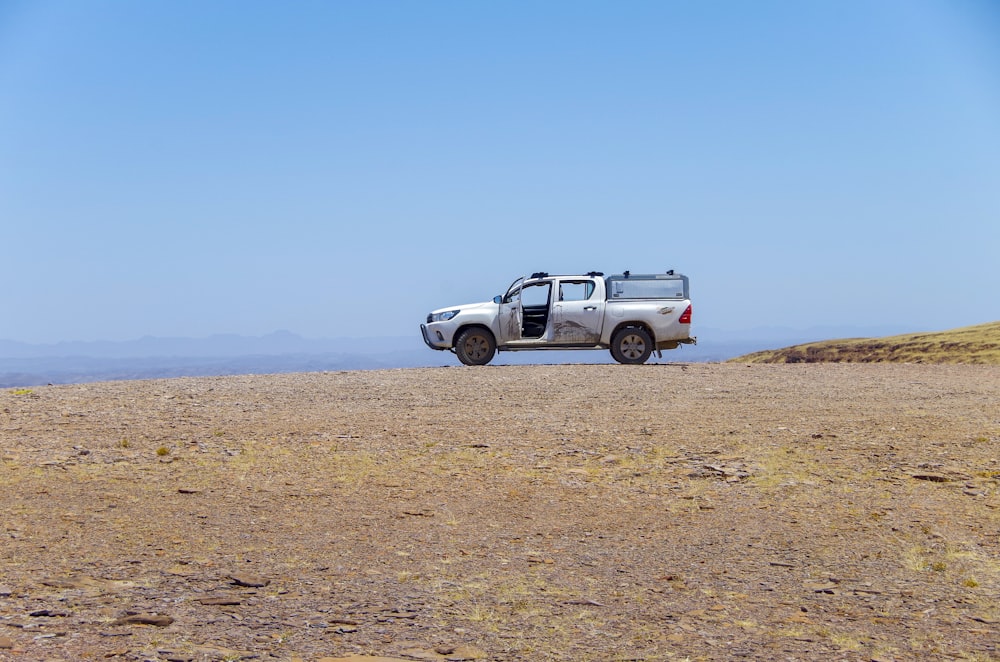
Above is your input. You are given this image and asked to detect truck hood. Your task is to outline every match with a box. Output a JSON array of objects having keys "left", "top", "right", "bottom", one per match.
[{"left": 430, "top": 300, "right": 497, "bottom": 315}]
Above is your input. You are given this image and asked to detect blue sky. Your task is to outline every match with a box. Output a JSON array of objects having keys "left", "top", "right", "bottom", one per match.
[{"left": 2, "top": 1, "right": 998, "bottom": 344}]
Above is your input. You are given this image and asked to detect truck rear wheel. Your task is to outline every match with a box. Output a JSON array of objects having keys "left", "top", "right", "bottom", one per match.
[
  {"left": 454, "top": 328, "right": 496, "bottom": 366},
  {"left": 610, "top": 327, "right": 653, "bottom": 364}
]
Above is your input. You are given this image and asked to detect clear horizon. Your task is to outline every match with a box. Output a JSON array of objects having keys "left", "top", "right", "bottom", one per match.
[{"left": 3, "top": 1, "right": 999, "bottom": 344}]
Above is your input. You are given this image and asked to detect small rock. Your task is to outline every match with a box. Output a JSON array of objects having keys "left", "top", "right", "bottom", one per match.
[
  {"left": 447, "top": 645, "right": 488, "bottom": 660},
  {"left": 229, "top": 574, "right": 270, "bottom": 588},
  {"left": 158, "top": 651, "right": 192, "bottom": 662},
  {"left": 112, "top": 613, "right": 174, "bottom": 627},
  {"left": 318, "top": 657, "right": 419, "bottom": 662},
  {"left": 195, "top": 646, "right": 246, "bottom": 659},
  {"left": 379, "top": 609, "right": 417, "bottom": 619},
  {"left": 804, "top": 580, "right": 838, "bottom": 593},
  {"left": 0, "top": 636, "right": 14, "bottom": 649},
  {"left": 41, "top": 575, "right": 98, "bottom": 589},
  {"left": 328, "top": 617, "right": 359, "bottom": 626},
  {"left": 30, "top": 609, "right": 68, "bottom": 617},
  {"left": 400, "top": 650, "right": 447, "bottom": 662},
  {"left": 912, "top": 473, "right": 950, "bottom": 482},
  {"left": 198, "top": 596, "right": 242, "bottom": 606},
  {"left": 526, "top": 556, "right": 554, "bottom": 564}
]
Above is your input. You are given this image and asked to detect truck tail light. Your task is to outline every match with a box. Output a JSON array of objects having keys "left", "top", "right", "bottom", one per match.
[{"left": 678, "top": 304, "right": 692, "bottom": 324}]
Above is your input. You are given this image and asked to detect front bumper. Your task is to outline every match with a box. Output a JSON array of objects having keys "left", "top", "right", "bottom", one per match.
[{"left": 420, "top": 324, "right": 450, "bottom": 351}]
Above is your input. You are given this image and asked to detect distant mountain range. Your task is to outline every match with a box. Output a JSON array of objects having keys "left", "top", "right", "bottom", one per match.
[{"left": 0, "top": 325, "right": 931, "bottom": 387}]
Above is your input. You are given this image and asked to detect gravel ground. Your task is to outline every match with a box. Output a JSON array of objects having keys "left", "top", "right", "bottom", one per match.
[{"left": 1, "top": 363, "right": 999, "bottom": 662}]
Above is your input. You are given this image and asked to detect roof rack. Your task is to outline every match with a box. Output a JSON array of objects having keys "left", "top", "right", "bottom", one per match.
[{"left": 530, "top": 271, "right": 549, "bottom": 279}]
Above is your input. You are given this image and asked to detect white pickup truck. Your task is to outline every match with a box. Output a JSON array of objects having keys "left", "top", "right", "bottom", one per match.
[{"left": 421, "top": 270, "right": 695, "bottom": 365}]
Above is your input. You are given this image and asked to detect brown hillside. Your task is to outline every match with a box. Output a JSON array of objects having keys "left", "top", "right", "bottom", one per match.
[{"left": 730, "top": 321, "right": 1000, "bottom": 364}]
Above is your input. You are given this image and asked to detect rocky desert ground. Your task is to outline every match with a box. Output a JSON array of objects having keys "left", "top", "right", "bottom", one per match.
[{"left": 1, "top": 363, "right": 999, "bottom": 661}]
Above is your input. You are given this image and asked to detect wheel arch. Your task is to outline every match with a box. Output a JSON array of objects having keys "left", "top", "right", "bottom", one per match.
[
  {"left": 608, "top": 321, "right": 656, "bottom": 344},
  {"left": 452, "top": 323, "right": 497, "bottom": 349}
]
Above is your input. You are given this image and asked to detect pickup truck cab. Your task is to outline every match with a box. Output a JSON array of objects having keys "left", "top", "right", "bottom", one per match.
[{"left": 421, "top": 270, "right": 695, "bottom": 365}]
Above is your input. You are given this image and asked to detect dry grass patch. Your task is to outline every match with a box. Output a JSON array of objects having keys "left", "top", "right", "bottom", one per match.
[{"left": 733, "top": 320, "right": 1000, "bottom": 364}]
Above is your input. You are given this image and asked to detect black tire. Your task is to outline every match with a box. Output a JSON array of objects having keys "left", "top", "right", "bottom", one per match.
[
  {"left": 610, "top": 327, "right": 653, "bottom": 364},
  {"left": 454, "top": 328, "right": 496, "bottom": 366}
]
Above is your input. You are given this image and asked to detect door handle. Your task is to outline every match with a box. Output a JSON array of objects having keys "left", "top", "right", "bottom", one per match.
[{"left": 584, "top": 306, "right": 597, "bottom": 311}]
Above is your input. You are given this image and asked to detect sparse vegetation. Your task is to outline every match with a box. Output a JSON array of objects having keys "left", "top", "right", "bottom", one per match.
[
  {"left": 1, "top": 364, "right": 998, "bottom": 661},
  {"left": 731, "top": 320, "right": 1000, "bottom": 364}
]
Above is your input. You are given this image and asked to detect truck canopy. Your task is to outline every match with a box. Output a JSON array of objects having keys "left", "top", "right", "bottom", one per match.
[{"left": 605, "top": 272, "right": 689, "bottom": 300}]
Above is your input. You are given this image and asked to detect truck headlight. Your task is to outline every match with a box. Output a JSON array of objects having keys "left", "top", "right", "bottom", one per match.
[{"left": 429, "top": 310, "right": 460, "bottom": 322}]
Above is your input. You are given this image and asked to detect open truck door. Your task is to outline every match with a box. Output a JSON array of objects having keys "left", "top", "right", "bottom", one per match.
[{"left": 498, "top": 276, "right": 525, "bottom": 343}]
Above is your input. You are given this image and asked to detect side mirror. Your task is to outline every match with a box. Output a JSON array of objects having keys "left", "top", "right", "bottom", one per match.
[{"left": 493, "top": 295, "right": 502, "bottom": 304}]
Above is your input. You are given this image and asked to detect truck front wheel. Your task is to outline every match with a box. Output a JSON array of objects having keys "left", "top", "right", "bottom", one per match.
[
  {"left": 610, "top": 327, "right": 653, "bottom": 364},
  {"left": 454, "top": 328, "right": 496, "bottom": 366}
]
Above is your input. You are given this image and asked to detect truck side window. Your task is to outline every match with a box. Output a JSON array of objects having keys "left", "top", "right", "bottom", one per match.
[
  {"left": 558, "top": 281, "right": 593, "bottom": 301},
  {"left": 521, "top": 282, "right": 551, "bottom": 307}
]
